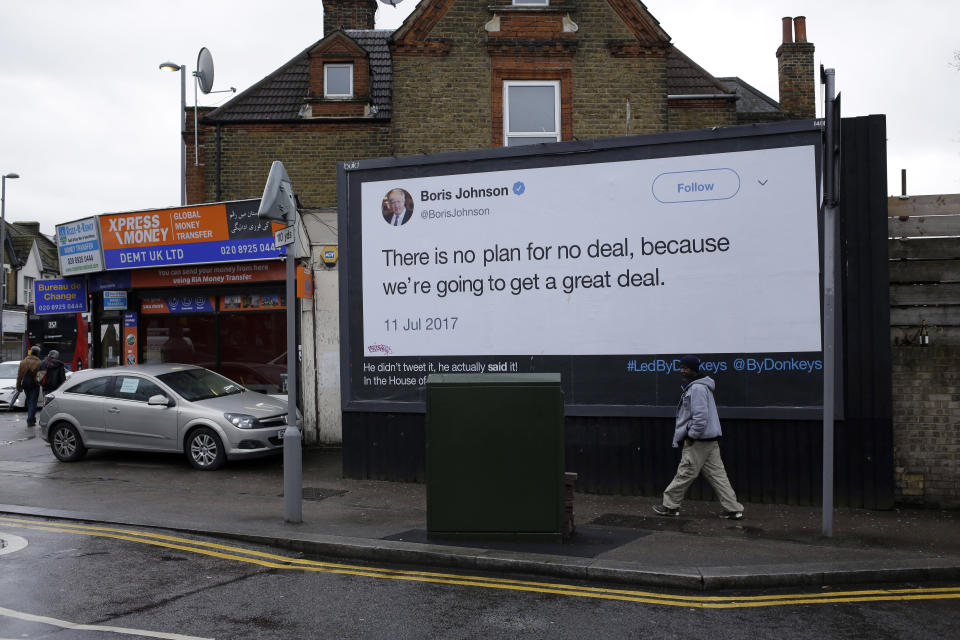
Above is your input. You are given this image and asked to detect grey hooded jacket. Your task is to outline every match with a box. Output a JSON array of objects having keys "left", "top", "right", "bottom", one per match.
[{"left": 672, "top": 376, "right": 723, "bottom": 448}]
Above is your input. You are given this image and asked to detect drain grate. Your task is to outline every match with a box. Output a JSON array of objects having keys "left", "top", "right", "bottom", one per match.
[{"left": 279, "top": 487, "right": 348, "bottom": 501}]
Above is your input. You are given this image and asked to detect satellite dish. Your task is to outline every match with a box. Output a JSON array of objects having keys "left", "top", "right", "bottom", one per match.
[
  {"left": 196, "top": 47, "right": 214, "bottom": 94},
  {"left": 378, "top": 0, "right": 405, "bottom": 6}
]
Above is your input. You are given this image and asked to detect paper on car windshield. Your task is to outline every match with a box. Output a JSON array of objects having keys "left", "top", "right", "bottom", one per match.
[{"left": 119, "top": 378, "right": 140, "bottom": 394}]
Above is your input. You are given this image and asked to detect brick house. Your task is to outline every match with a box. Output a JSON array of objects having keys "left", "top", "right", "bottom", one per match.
[
  {"left": 185, "top": 0, "right": 816, "bottom": 444},
  {"left": 187, "top": 1, "right": 814, "bottom": 209}
]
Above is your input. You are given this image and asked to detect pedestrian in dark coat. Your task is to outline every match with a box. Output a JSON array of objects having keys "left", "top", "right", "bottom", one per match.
[
  {"left": 40, "top": 350, "right": 67, "bottom": 394},
  {"left": 16, "top": 346, "right": 43, "bottom": 426}
]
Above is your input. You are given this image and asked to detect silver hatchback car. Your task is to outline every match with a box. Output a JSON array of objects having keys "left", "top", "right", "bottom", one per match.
[{"left": 38, "top": 364, "right": 292, "bottom": 470}]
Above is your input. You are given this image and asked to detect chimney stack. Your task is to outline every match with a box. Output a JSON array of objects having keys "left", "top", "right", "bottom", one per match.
[
  {"left": 777, "top": 16, "right": 815, "bottom": 120},
  {"left": 323, "top": 0, "right": 378, "bottom": 35}
]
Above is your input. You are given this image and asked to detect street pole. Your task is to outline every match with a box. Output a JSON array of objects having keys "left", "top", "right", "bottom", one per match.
[
  {"left": 179, "top": 64, "right": 186, "bottom": 206},
  {"left": 821, "top": 67, "right": 837, "bottom": 538},
  {"left": 159, "top": 62, "right": 186, "bottom": 206},
  {"left": 283, "top": 204, "right": 302, "bottom": 523},
  {"left": 256, "top": 161, "right": 302, "bottom": 523},
  {"left": 0, "top": 173, "right": 20, "bottom": 360}
]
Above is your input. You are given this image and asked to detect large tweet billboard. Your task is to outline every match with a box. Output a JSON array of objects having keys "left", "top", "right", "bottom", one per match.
[{"left": 339, "top": 123, "right": 824, "bottom": 416}]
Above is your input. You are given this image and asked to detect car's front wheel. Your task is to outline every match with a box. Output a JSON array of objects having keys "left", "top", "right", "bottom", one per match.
[
  {"left": 186, "top": 427, "right": 226, "bottom": 471},
  {"left": 50, "top": 423, "right": 87, "bottom": 462}
]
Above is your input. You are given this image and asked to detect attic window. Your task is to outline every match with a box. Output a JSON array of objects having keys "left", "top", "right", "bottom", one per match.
[
  {"left": 324, "top": 64, "right": 353, "bottom": 99},
  {"left": 512, "top": 0, "right": 549, "bottom": 5},
  {"left": 503, "top": 80, "right": 560, "bottom": 146}
]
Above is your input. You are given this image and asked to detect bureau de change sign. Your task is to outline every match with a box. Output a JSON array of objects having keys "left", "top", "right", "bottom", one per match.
[{"left": 34, "top": 278, "right": 87, "bottom": 315}]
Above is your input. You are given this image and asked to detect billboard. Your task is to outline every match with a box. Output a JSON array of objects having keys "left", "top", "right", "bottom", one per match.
[
  {"left": 340, "top": 124, "right": 825, "bottom": 415},
  {"left": 97, "top": 199, "right": 284, "bottom": 270},
  {"left": 55, "top": 217, "right": 104, "bottom": 275}
]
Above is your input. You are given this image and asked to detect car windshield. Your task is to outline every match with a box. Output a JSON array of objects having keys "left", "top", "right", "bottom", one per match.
[
  {"left": 0, "top": 362, "right": 19, "bottom": 379},
  {"left": 157, "top": 368, "right": 244, "bottom": 401}
]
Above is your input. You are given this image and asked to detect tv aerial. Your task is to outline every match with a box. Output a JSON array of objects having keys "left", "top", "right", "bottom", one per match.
[
  {"left": 191, "top": 47, "right": 236, "bottom": 165},
  {"left": 378, "top": 0, "right": 405, "bottom": 6}
]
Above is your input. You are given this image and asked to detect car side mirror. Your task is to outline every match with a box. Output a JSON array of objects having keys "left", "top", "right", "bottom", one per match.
[{"left": 148, "top": 394, "right": 173, "bottom": 407}]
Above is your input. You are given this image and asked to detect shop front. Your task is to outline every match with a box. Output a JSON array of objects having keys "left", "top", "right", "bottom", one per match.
[
  {"left": 54, "top": 200, "right": 310, "bottom": 396},
  {"left": 89, "top": 261, "right": 290, "bottom": 394}
]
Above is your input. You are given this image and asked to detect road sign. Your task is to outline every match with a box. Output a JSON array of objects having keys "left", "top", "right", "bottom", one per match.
[{"left": 275, "top": 225, "right": 296, "bottom": 247}]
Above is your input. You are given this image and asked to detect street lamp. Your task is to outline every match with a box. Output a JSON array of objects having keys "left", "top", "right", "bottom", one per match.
[
  {"left": 0, "top": 172, "right": 20, "bottom": 359},
  {"left": 159, "top": 61, "right": 186, "bottom": 206}
]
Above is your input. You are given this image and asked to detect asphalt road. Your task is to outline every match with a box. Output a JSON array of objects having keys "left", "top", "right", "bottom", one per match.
[{"left": 2, "top": 515, "right": 960, "bottom": 640}]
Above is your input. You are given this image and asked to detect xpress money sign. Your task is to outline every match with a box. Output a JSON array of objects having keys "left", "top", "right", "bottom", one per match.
[{"left": 98, "top": 199, "right": 283, "bottom": 270}]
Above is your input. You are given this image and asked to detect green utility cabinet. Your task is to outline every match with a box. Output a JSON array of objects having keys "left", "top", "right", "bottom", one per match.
[{"left": 426, "top": 373, "right": 565, "bottom": 541}]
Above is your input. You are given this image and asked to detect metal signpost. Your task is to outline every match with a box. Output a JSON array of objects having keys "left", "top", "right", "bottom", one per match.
[
  {"left": 821, "top": 66, "right": 838, "bottom": 538},
  {"left": 258, "top": 161, "right": 302, "bottom": 523}
]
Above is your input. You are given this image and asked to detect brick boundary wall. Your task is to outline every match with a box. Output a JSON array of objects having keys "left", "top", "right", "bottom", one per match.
[{"left": 892, "top": 344, "right": 960, "bottom": 508}]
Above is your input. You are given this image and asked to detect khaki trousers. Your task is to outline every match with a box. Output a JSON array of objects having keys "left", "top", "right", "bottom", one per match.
[{"left": 662, "top": 440, "right": 744, "bottom": 512}]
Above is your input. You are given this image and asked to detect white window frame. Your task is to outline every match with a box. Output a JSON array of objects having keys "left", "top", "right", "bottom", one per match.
[
  {"left": 503, "top": 80, "right": 561, "bottom": 147},
  {"left": 23, "top": 275, "right": 34, "bottom": 305},
  {"left": 324, "top": 63, "right": 354, "bottom": 99},
  {"left": 512, "top": 0, "right": 549, "bottom": 5}
]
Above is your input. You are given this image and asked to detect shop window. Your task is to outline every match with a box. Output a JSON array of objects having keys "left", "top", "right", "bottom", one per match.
[
  {"left": 324, "top": 63, "right": 353, "bottom": 98},
  {"left": 220, "top": 313, "right": 286, "bottom": 394},
  {"left": 503, "top": 80, "right": 560, "bottom": 146},
  {"left": 142, "top": 317, "right": 216, "bottom": 367}
]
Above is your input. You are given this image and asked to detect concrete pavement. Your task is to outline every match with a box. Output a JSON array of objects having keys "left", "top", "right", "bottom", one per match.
[{"left": 1, "top": 414, "right": 959, "bottom": 591}]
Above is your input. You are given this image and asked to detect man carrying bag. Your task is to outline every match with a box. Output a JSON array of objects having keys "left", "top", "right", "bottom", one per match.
[{"left": 16, "top": 346, "right": 43, "bottom": 426}]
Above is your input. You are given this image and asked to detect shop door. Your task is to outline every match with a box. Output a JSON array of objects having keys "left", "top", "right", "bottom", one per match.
[{"left": 100, "top": 320, "right": 122, "bottom": 368}]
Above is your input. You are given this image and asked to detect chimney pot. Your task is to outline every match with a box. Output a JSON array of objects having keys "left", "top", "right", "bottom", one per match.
[
  {"left": 782, "top": 17, "right": 793, "bottom": 43},
  {"left": 793, "top": 16, "right": 807, "bottom": 43}
]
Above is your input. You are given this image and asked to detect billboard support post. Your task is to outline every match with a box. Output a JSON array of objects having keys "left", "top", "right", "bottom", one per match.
[{"left": 821, "top": 66, "right": 837, "bottom": 538}]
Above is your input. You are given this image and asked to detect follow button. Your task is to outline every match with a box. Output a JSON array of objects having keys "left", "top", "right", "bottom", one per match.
[{"left": 651, "top": 168, "right": 740, "bottom": 204}]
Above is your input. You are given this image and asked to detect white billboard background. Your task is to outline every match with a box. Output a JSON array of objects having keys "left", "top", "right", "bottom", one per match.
[{"left": 361, "top": 145, "right": 821, "bottom": 357}]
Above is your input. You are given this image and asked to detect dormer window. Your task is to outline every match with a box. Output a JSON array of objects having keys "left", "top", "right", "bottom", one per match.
[
  {"left": 512, "top": 0, "right": 549, "bottom": 5},
  {"left": 324, "top": 63, "right": 353, "bottom": 99},
  {"left": 503, "top": 80, "right": 560, "bottom": 146}
]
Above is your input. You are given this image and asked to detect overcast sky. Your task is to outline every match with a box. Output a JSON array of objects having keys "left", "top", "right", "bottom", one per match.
[{"left": 1, "top": 0, "right": 957, "bottom": 236}]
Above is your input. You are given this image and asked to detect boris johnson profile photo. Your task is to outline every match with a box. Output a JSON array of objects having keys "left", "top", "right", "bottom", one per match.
[{"left": 382, "top": 188, "right": 414, "bottom": 226}]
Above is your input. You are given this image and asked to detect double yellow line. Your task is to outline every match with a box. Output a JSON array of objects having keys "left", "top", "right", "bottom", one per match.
[{"left": 2, "top": 515, "right": 959, "bottom": 608}]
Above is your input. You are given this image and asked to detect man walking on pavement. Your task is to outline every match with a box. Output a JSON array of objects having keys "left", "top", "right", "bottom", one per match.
[
  {"left": 39, "top": 349, "right": 67, "bottom": 395},
  {"left": 653, "top": 355, "right": 744, "bottom": 520},
  {"left": 15, "top": 346, "right": 43, "bottom": 427}
]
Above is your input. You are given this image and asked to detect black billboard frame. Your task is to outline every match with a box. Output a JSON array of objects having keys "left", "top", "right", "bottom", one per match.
[{"left": 337, "top": 120, "right": 831, "bottom": 420}]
